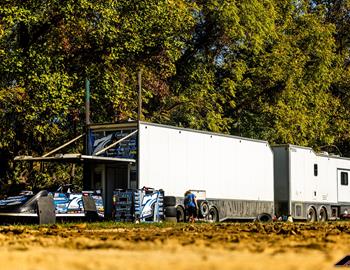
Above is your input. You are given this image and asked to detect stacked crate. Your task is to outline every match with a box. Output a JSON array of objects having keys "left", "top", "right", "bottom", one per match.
[
  {"left": 133, "top": 190, "right": 142, "bottom": 221},
  {"left": 113, "top": 190, "right": 134, "bottom": 222}
]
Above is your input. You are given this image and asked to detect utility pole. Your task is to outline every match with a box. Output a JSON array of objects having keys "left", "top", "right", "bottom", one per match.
[
  {"left": 138, "top": 71, "right": 142, "bottom": 121},
  {"left": 85, "top": 78, "right": 90, "bottom": 125},
  {"left": 83, "top": 78, "right": 91, "bottom": 190}
]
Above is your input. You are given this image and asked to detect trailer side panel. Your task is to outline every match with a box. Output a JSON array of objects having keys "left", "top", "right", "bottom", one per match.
[{"left": 138, "top": 122, "right": 274, "bottom": 219}]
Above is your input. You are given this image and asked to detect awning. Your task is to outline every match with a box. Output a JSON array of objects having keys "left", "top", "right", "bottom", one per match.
[{"left": 14, "top": 154, "right": 136, "bottom": 163}]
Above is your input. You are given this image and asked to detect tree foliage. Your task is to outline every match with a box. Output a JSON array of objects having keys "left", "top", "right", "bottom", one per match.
[{"left": 0, "top": 0, "right": 350, "bottom": 188}]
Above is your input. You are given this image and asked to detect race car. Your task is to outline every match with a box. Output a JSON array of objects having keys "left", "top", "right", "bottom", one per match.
[
  {"left": 0, "top": 186, "right": 104, "bottom": 224},
  {"left": 51, "top": 185, "right": 104, "bottom": 218}
]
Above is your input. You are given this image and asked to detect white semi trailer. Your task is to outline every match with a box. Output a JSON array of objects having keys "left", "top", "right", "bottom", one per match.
[
  {"left": 272, "top": 145, "right": 350, "bottom": 221},
  {"left": 138, "top": 122, "right": 274, "bottom": 221},
  {"left": 87, "top": 121, "right": 275, "bottom": 221}
]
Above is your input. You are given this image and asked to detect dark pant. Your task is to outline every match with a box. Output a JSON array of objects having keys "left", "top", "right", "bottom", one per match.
[{"left": 186, "top": 206, "right": 197, "bottom": 218}]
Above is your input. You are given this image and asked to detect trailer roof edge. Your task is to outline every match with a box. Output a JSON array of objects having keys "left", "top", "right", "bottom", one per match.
[
  {"left": 271, "top": 144, "right": 350, "bottom": 160},
  {"left": 138, "top": 121, "right": 270, "bottom": 145}
]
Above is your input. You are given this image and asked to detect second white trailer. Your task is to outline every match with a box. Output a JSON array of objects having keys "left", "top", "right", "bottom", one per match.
[{"left": 272, "top": 145, "right": 350, "bottom": 221}]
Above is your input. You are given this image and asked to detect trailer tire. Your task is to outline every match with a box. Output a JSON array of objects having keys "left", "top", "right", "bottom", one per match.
[
  {"left": 176, "top": 206, "right": 185, "bottom": 222},
  {"left": 208, "top": 207, "right": 219, "bottom": 222},
  {"left": 164, "top": 206, "right": 177, "bottom": 217},
  {"left": 165, "top": 217, "right": 177, "bottom": 222},
  {"left": 307, "top": 207, "right": 317, "bottom": 222},
  {"left": 164, "top": 196, "right": 176, "bottom": 207},
  {"left": 197, "top": 200, "right": 209, "bottom": 218},
  {"left": 257, "top": 213, "right": 272, "bottom": 223},
  {"left": 319, "top": 207, "right": 328, "bottom": 222}
]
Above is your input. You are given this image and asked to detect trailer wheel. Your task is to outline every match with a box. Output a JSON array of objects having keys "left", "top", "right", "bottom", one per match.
[
  {"left": 164, "top": 206, "right": 177, "bottom": 217},
  {"left": 307, "top": 207, "right": 317, "bottom": 222},
  {"left": 164, "top": 196, "right": 176, "bottom": 207},
  {"left": 197, "top": 200, "right": 209, "bottom": 218},
  {"left": 176, "top": 206, "right": 185, "bottom": 222},
  {"left": 208, "top": 207, "right": 219, "bottom": 222},
  {"left": 319, "top": 207, "right": 328, "bottom": 222},
  {"left": 257, "top": 213, "right": 272, "bottom": 223}
]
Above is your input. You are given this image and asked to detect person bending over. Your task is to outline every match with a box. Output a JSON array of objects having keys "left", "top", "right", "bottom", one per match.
[{"left": 184, "top": 190, "right": 198, "bottom": 223}]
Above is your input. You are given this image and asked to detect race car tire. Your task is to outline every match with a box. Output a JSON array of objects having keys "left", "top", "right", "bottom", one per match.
[
  {"left": 164, "top": 206, "right": 177, "bottom": 217},
  {"left": 165, "top": 216, "right": 177, "bottom": 222},
  {"left": 164, "top": 196, "right": 176, "bottom": 207}
]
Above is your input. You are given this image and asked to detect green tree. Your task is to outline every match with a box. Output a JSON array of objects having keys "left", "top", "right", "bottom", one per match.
[
  {"left": 310, "top": 0, "right": 350, "bottom": 154},
  {"left": 0, "top": 0, "right": 195, "bottom": 188},
  {"left": 238, "top": 1, "right": 343, "bottom": 148},
  {"left": 168, "top": 0, "right": 277, "bottom": 133},
  {"left": 1, "top": 0, "right": 350, "bottom": 190}
]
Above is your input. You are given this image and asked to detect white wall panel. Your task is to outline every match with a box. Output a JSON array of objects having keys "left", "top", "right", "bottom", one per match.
[{"left": 139, "top": 122, "right": 274, "bottom": 201}]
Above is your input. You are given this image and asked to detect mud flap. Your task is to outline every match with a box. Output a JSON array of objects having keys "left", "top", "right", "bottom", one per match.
[
  {"left": 82, "top": 196, "right": 98, "bottom": 221},
  {"left": 37, "top": 197, "right": 56, "bottom": 225}
]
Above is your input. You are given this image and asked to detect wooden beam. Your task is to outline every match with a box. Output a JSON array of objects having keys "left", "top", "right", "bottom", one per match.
[{"left": 42, "top": 134, "right": 85, "bottom": 157}]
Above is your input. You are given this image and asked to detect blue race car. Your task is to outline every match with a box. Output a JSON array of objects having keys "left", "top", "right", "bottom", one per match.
[{"left": 0, "top": 186, "right": 104, "bottom": 223}]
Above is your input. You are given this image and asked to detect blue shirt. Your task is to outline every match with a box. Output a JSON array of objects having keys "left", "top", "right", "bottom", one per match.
[{"left": 185, "top": 193, "right": 196, "bottom": 208}]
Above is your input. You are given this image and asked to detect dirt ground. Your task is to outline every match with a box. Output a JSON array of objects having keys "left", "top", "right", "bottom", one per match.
[{"left": 0, "top": 222, "right": 349, "bottom": 270}]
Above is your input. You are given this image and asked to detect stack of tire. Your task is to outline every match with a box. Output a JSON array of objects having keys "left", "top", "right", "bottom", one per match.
[
  {"left": 163, "top": 197, "right": 218, "bottom": 222},
  {"left": 164, "top": 196, "right": 177, "bottom": 222}
]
